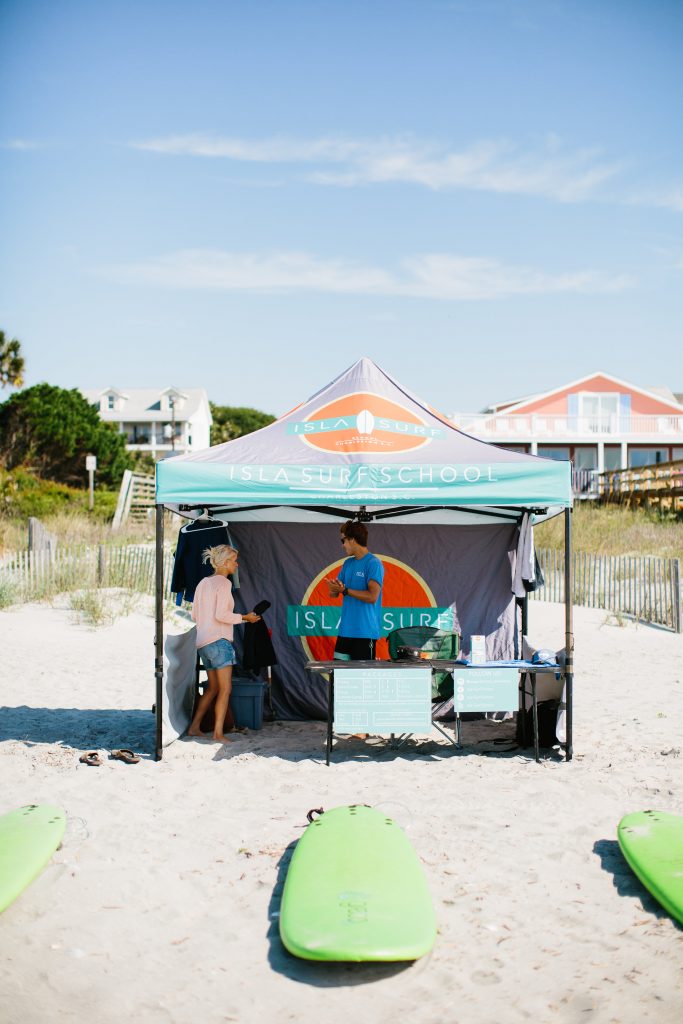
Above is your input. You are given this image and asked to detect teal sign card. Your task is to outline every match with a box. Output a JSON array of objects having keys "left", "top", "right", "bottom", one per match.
[
  {"left": 452, "top": 667, "right": 519, "bottom": 713},
  {"left": 334, "top": 667, "right": 432, "bottom": 735}
]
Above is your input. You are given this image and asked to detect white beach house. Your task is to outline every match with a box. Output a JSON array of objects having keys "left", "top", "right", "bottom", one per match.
[{"left": 81, "top": 386, "right": 212, "bottom": 457}]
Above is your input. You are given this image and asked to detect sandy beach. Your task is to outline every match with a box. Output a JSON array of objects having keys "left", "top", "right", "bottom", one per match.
[{"left": 1, "top": 596, "right": 681, "bottom": 1024}]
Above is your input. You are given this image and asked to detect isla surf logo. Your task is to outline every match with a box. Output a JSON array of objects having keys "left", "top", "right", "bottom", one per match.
[
  {"left": 287, "top": 391, "right": 444, "bottom": 454},
  {"left": 288, "top": 555, "right": 454, "bottom": 662}
]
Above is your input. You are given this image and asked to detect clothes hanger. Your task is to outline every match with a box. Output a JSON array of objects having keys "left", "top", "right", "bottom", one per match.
[{"left": 180, "top": 509, "right": 226, "bottom": 533}]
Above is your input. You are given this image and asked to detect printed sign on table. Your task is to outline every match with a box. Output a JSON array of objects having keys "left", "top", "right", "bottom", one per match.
[
  {"left": 452, "top": 667, "right": 519, "bottom": 713},
  {"left": 334, "top": 667, "right": 432, "bottom": 735}
]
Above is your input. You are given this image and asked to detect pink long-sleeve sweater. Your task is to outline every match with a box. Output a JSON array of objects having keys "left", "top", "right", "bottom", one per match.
[{"left": 191, "top": 575, "right": 243, "bottom": 648}]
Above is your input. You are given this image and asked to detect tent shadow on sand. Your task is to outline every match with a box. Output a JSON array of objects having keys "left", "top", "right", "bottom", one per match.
[
  {"left": 206, "top": 715, "right": 541, "bottom": 765},
  {"left": 0, "top": 705, "right": 155, "bottom": 755},
  {"left": 265, "top": 837, "right": 416, "bottom": 985},
  {"left": 593, "top": 838, "right": 682, "bottom": 930}
]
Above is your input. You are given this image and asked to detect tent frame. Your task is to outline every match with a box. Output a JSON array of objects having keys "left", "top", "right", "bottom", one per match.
[{"left": 153, "top": 502, "right": 574, "bottom": 763}]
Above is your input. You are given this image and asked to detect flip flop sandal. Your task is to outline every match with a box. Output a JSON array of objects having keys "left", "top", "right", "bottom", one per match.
[
  {"left": 110, "top": 748, "right": 141, "bottom": 764},
  {"left": 79, "top": 751, "right": 102, "bottom": 766}
]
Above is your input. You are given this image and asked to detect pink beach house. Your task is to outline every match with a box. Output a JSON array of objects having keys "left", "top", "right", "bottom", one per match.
[{"left": 451, "top": 372, "right": 683, "bottom": 495}]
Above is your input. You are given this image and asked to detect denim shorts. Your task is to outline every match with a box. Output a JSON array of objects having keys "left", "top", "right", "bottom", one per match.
[{"left": 198, "top": 638, "right": 236, "bottom": 670}]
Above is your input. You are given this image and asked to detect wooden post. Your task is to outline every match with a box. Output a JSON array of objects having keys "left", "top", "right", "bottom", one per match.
[
  {"left": 673, "top": 559, "right": 682, "bottom": 634},
  {"left": 154, "top": 504, "right": 165, "bottom": 761},
  {"left": 564, "top": 507, "right": 574, "bottom": 761}
]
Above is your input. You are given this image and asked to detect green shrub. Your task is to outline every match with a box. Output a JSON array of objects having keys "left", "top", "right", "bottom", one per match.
[
  {"left": 0, "top": 468, "right": 119, "bottom": 521},
  {"left": 0, "top": 383, "right": 131, "bottom": 486}
]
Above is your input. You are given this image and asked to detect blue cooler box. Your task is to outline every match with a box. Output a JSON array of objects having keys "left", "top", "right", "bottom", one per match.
[{"left": 229, "top": 678, "right": 266, "bottom": 730}]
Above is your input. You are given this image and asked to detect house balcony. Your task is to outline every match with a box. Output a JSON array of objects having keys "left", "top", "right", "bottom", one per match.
[
  {"left": 125, "top": 441, "right": 190, "bottom": 453},
  {"left": 450, "top": 413, "right": 683, "bottom": 442}
]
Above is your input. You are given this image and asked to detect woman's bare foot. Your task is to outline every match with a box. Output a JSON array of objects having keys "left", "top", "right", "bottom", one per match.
[
  {"left": 187, "top": 726, "right": 207, "bottom": 738},
  {"left": 213, "top": 734, "right": 233, "bottom": 744}
]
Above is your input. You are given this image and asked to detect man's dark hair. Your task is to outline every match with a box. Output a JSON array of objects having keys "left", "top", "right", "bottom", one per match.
[{"left": 341, "top": 520, "right": 368, "bottom": 546}]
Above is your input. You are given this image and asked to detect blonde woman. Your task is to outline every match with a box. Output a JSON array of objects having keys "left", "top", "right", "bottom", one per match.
[{"left": 187, "top": 545, "right": 260, "bottom": 743}]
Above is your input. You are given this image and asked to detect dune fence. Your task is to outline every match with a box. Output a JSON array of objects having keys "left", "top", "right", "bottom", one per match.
[
  {"left": 1, "top": 543, "right": 681, "bottom": 632},
  {"left": 531, "top": 548, "right": 681, "bottom": 633},
  {"left": 0, "top": 544, "right": 175, "bottom": 605}
]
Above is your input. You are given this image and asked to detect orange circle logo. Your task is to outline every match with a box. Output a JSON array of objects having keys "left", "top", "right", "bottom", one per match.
[
  {"left": 298, "top": 555, "right": 436, "bottom": 662},
  {"left": 291, "top": 391, "right": 441, "bottom": 454}
]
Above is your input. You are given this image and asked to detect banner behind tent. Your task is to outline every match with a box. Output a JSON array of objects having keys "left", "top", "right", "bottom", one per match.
[{"left": 224, "top": 521, "right": 519, "bottom": 720}]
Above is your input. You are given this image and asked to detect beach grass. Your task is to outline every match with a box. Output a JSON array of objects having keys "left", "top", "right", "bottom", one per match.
[
  {"left": 535, "top": 503, "right": 683, "bottom": 560},
  {"left": 0, "top": 505, "right": 181, "bottom": 554}
]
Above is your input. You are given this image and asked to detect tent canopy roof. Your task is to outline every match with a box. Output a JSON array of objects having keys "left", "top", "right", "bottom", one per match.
[{"left": 156, "top": 358, "right": 572, "bottom": 522}]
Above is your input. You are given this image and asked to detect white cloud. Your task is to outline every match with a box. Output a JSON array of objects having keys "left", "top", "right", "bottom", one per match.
[
  {"left": 628, "top": 187, "right": 683, "bottom": 213},
  {"left": 129, "top": 132, "right": 621, "bottom": 203},
  {"left": 1, "top": 138, "right": 42, "bottom": 150},
  {"left": 130, "top": 133, "right": 369, "bottom": 163},
  {"left": 311, "top": 140, "right": 621, "bottom": 203},
  {"left": 102, "top": 248, "right": 631, "bottom": 300}
]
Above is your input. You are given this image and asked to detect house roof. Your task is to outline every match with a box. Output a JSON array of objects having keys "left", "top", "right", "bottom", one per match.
[
  {"left": 645, "top": 385, "right": 680, "bottom": 405},
  {"left": 484, "top": 371, "right": 683, "bottom": 415},
  {"left": 80, "top": 387, "right": 210, "bottom": 422}
]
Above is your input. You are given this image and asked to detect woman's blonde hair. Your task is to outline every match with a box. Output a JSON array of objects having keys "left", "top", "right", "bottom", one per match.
[{"left": 201, "top": 544, "right": 238, "bottom": 570}]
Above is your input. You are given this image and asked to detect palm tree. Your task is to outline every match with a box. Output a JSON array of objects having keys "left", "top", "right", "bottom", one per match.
[{"left": 0, "top": 330, "right": 25, "bottom": 388}]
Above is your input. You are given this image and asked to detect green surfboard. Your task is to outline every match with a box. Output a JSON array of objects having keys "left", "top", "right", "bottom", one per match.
[
  {"left": 279, "top": 805, "right": 436, "bottom": 961},
  {"left": 617, "top": 810, "right": 683, "bottom": 925},
  {"left": 0, "top": 805, "right": 66, "bottom": 913}
]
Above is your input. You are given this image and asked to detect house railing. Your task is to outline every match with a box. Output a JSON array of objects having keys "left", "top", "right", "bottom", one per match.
[
  {"left": 572, "top": 468, "right": 601, "bottom": 498},
  {"left": 1, "top": 543, "right": 680, "bottom": 632},
  {"left": 530, "top": 548, "right": 681, "bottom": 632},
  {"left": 451, "top": 412, "right": 683, "bottom": 439}
]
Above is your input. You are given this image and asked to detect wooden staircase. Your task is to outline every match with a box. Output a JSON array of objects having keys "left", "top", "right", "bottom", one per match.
[{"left": 112, "top": 470, "right": 156, "bottom": 527}]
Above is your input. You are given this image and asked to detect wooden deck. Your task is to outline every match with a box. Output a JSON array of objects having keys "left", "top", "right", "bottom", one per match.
[{"left": 599, "top": 458, "right": 683, "bottom": 512}]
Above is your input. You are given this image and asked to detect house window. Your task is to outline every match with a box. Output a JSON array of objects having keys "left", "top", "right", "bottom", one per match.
[
  {"left": 604, "top": 446, "right": 622, "bottom": 471},
  {"left": 107, "top": 394, "right": 116, "bottom": 411},
  {"left": 538, "top": 446, "right": 570, "bottom": 461},
  {"left": 573, "top": 446, "right": 598, "bottom": 470},
  {"left": 628, "top": 448, "right": 668, "bottom": 468},
  {"left": 579, "top": 393, "right": 619, "bottom": 431}
]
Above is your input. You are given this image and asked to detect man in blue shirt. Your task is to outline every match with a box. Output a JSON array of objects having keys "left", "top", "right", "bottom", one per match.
[{"left": 326, "top": 520, "right": 385, "bottom": 661}]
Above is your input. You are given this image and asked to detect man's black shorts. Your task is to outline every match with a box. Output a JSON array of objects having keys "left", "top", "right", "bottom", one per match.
[{"left": 334, "top": 636, "right": 377, "bottom": 661}]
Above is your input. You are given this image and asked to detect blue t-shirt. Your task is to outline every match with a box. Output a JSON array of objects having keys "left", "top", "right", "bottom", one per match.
[{"left": 338, "top": 553, "right": 385, "bottom": 640}]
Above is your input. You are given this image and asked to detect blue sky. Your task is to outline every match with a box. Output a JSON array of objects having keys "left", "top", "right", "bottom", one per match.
[{"left": 1, "top": 0, "right": 681, "bottom": 416}]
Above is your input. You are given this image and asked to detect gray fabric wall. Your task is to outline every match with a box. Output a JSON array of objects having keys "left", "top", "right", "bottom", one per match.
[{"left": 226, "top": 522, "right": 520, "bottom": 720}]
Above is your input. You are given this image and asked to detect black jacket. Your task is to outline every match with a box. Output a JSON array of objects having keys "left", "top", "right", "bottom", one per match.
[
  {"left": 242, "top": 601, "right": 278, "bottom": 669},
  {"left": 171, "top": 522, "right": 232, "bottom": 602}
]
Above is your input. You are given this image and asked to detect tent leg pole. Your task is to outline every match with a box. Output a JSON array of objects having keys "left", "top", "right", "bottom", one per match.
[
  {"left": 154, "top": 503, "right": 165, "bottom": 762},
  {"left": 326, "top": 671, "right": 334, "bottom": 766},
  {"left": 564, "top": 507, "right": 574, "bottom": 762}
]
